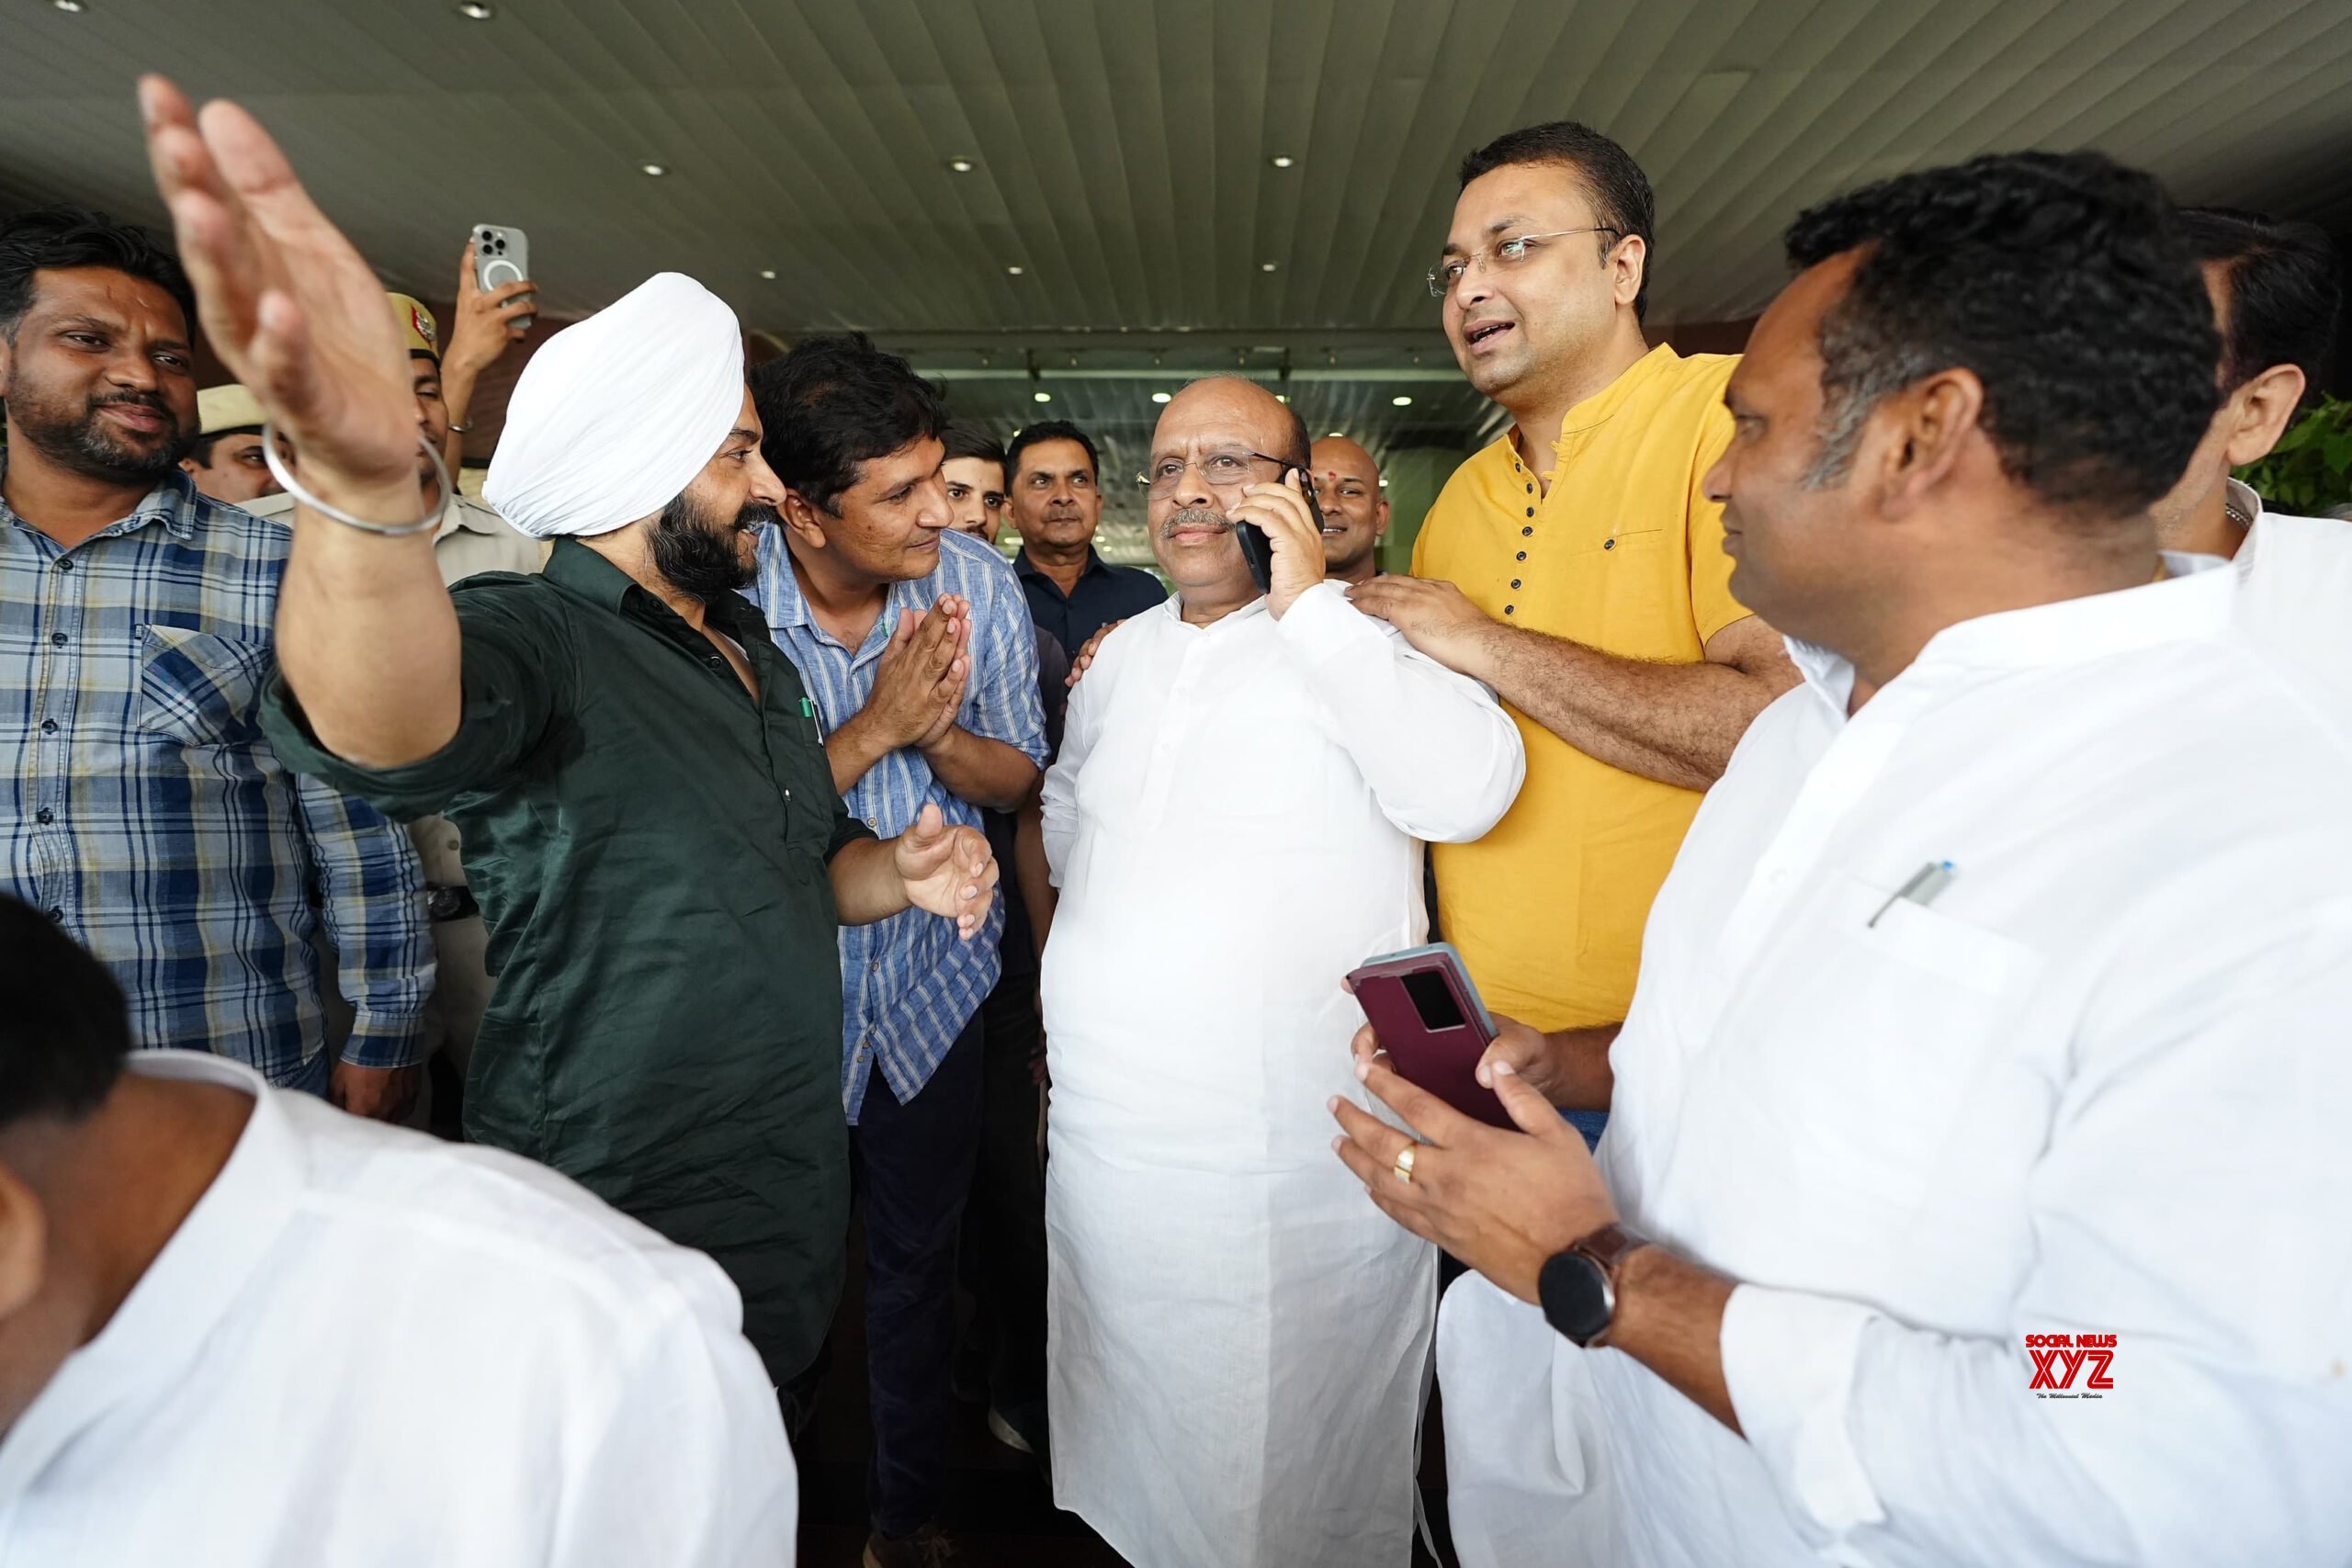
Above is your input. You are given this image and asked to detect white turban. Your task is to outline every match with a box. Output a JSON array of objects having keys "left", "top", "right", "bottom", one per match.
[{"left": 484, "top": 272, "right": 744, "bottom": 539}]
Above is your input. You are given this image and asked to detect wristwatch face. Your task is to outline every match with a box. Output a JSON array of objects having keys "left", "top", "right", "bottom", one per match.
[{"left": 1539, "top": 1250, "right": 1614, "bottom": 1347}]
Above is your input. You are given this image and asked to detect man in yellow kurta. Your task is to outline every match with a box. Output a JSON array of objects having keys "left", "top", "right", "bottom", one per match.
[{"left": 1353, "top": 122, "right": 1800, "bottom": 1126}]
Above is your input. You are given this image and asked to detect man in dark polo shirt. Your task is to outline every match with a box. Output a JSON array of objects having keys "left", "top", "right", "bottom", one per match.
[
  {"left": 141, "top": 78, "right": 998, "bottom": 1421},
  {"left": 1005, "top": 420, "right": 1165, "bottom": 652}
]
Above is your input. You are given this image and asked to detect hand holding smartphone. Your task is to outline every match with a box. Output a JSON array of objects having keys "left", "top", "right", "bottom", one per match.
[
  {"left": 1344, "top": 941, "right": 1510, "bottom": 1128},
  {"left": 470, "top": 223, "right": 534, "bottom": 329}
]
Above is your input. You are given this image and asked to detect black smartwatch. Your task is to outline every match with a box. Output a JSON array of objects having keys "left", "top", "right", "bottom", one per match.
[{"left": 1537, "top": 1223, "right": 1649, "bottom": 1348}]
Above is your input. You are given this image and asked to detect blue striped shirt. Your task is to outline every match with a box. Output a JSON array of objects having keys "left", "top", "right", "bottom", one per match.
[
  {"left": 1, "top": 464, "right": 433, "bottom": 1082},
  {"left": 752, "top": 527, "right": 1046, "bottom": 1122}
]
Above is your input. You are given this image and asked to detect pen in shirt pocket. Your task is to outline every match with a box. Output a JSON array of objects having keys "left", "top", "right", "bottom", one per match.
[
  {"left": 1868, "top": 860, "right": 1955, "bottom": 928},
  {"left": 798, "top": 694, "right": 823, "bottom": 740}
]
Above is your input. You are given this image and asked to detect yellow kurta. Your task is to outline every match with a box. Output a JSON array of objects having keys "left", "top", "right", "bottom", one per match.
[{"left": 1412, "top": 344, "right": 1748, "bottom": 1030}]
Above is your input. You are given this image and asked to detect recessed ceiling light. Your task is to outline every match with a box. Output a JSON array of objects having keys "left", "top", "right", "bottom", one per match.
[
  {"left": 51, "top": 0, "right": 86, "bottom": 11},
  {"left": 1151, "top": 391, "right": 1172, "bottom": 404},
  {"left": 759, "top": 268, "right": 777, "bottom": 280},
  {"left": 453, "top": 0, "right": 494, "bottom": 17},
  {"left": 1392, "top": 395, "right": 1413, "bottom": 407},
  {"left": 1379, "top": 477, "right": 1390, "bottom": 488},
  {"left": 1260, "top": 262, "right": 1278, "bottom": 273},
  {"left": 640, "top": 163, "right": 667, "bottom": 177},
  {"left": 1033, "top": 390, "right": 1052, "bottom": 403},
  {"left": 1276, "top": 395, "right": 1290, "bottom": 404},
  {"left": 1270, "top": 154, "right": 1295, "bottom": 169},
  {"left": 1326, "top": 430, "right": 1345, "bottom": 438},
  {"left": 1005, "top": 265, "right": 1024, "bottom": 276},
  {"left": 947, "top": 156, "right": 977, "bottom": 174}
]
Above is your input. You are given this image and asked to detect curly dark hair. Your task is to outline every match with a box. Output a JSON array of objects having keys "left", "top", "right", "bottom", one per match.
[
  {"left": 1459, "top": 121, "right": 1656, "bottom": 322},
  {"left": 749, "top": 333, "right": 948, "bottom": 514},
  {"left": 1785, "top": 152, "right": 2220, "bottom": 520},
  {"left": 0, "top": 897, "right": 130, "bottom": 1130},
  {"left": 0, "top": 203, "right": 195, "bottom": 342}
]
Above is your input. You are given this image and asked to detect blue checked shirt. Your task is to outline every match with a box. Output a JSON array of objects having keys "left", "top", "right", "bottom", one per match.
[
  {"left": 1, "top": 464, "right": 433, "bottom": 1082},
  {"left": 752, "top": 526, "right": 1046, "bottom": 1122}
]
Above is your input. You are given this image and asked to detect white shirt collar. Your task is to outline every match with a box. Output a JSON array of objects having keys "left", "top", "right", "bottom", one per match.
[
  {"left": 2224, "top": 475, "right": 2267, "bottom": 528},
  {"left": 0, "top": 1054, "right": 293, "bottom": 1504},
  {"left": 1783, "top": 553, "right": 2233, "bottom": 716}
]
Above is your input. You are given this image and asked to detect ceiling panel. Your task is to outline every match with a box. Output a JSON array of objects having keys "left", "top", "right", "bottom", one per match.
[{"left": 5, "top": 0, "right": 2347, "bottom": 491}]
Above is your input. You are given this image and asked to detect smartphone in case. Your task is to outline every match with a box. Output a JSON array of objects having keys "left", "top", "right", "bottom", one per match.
[
  {"left": 1344, "top": 941, "right": 1509, "bottom": 1128},
  {"left": 470, "top": 223, "right": 535, "bottom": 328}
]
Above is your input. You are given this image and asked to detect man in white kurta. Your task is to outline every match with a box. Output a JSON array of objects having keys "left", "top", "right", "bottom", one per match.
[
  {"left": 1040, "top": 378, "right": 1524, "bottom": 1568},
  {"left": 0, "top": 904, "right": 797, "bottom": 1567},
  {"left": 1330, "top": 154, "right": 2352, "bottom": 1568}
]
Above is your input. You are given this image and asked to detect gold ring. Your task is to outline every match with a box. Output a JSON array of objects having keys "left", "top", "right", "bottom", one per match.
[{"left": 1392, "top": 1145, "right": 1417, "bottom": 1185}]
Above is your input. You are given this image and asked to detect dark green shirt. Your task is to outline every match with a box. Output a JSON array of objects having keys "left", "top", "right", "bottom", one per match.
[{"left": 262, "top": 539, "right": 870, "bottom": 1383}]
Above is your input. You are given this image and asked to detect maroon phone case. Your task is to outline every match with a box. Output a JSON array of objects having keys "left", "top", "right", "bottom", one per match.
[{"left": 1347, "top": 957, "right": 1511, "bottom": 1128}]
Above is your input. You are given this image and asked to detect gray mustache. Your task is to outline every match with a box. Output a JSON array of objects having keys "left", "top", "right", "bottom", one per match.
[{"left": 1160, "top": 506, "right": 1230, "bottom": 539}]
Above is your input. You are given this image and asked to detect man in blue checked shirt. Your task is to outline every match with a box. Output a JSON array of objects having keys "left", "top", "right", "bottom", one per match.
[
  {"left": 751, "top": 334, "right": 1046, "bottom": 1568},
  {"left": 0, "top": 205, "right": 431, "bottom": 1119}
]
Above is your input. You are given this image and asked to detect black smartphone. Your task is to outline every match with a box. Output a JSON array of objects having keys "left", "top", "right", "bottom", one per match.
[{"left": 1237, "top": 466, "right": 1323, "bottom": 595}]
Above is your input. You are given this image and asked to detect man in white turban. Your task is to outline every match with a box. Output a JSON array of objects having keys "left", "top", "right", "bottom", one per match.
[{"left": 139, "top": 83, "right": 1001, "bottom": 1421}]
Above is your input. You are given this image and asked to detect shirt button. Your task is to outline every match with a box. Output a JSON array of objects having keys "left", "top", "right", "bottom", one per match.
[
  {"left": 1603, "top": 538, "right": 1616, "bottom": 550},
  {"left": 1524, "top": 507, "right": 1535, "bottom": 518},
  {"left": 46, "top": 907, "right": 62, "bottom": 922},
  {"left": 54, "top": 558, "right": 74, "bottom": 573},
  {"left": 40, "top": 719, "right": 58, "bottom": 735},
  {"left": 1521, "top": 526, "right": 1533, "bottom": 537},
  {"left": 1510, "top": 579, "right": 1521, "bottom": 589},
  {"left": 1504, "top": 604, "right": 1516, "bottom": 615},
  {"left": 49, "top": 632, "right": 67, "bottom": 647},
  {"left": 1525, "top": 483, "right": 1533, "bottom": 495},
  {"left": 35, "top": 808, "right": 53, "bottom": 825}
]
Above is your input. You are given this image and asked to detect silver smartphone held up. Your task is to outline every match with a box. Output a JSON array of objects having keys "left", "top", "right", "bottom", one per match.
[{"left": 470, "top": 223, "right": 534, "bottom": 328}]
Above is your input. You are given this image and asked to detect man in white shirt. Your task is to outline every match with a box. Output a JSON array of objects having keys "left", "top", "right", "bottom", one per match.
[
  {"left": 1041, "top": 377, "right": 1524, "bottom": 1568},
  {"left": 1333, "top": 152, "right": 2352, "bottom": 1567},
  {"left": 2148, "top": 207, "right": 2349, "bottom": 719},
  {"left": 0, "top": 896, "right": 797, "bottom": 1566}
]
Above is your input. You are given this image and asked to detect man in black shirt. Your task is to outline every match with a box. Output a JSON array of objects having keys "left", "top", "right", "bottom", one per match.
[{"left": 1006, "top": 420, "right": 1164, "bottom": 651}]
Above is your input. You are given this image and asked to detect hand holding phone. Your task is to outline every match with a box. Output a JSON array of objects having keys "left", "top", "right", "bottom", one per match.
[
  {"left": 469, "top": 223, "right": 535, "bottom": 330},
  {"left": 1344, "top": 942, "right": 1510, "bottom": 1128},
  {"left": 1233, "top": 465, "right": 1325, "bottom": 601}
]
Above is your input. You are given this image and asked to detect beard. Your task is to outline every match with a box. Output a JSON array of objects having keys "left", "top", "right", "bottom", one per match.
[
  {"left": 650, "top": 491, "right": 775, "bottom": 604},
  {"left": 10, "top": 384, "right": 191, "bottom": 486}
]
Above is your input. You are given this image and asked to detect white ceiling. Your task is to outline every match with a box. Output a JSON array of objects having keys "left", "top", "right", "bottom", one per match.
[{"left": 7, "top": 0, "right": 2350, "bottom": 518}]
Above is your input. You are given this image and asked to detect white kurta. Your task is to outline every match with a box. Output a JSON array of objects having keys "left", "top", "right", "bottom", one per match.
[
  {"left": 2226, "top": 477, "right": 2352, "bottom": 730},
  {"left": 1041, "top": 581, "right": 1524, "bottom": 1568},
  {"left": 0, "top": 1052, "right": 797, "bottom": 1567},
  {"left": 1439, "top": 560, "right": 2352, "bottom": 1567}
]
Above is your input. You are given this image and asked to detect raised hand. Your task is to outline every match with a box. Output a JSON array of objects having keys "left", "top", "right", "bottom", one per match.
[
  {"left": 892, "top": 801, "right": 999, "bottom": 940},
  {"left": 447, "top": 238, "right": 537, "bottom": 380},
  {"left": 138, "top": 75, "right": 419, "bottom": 516}
]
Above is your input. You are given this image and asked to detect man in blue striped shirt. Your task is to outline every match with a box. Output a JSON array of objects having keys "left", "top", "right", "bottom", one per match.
[
  {"left": 0, "top": 206, "right": 432, "bottom": 1116},
  {"left": 751, "top": 335, "right": 1045, "bottom": 1568}
]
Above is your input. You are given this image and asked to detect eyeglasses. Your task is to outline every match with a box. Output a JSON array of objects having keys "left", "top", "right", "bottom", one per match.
[
  {"left": 1427, "top": 227, "right": 1622, "bottom": 298},
  {"left": 1137, "top": 448, "right": 1317, "bottom": 500}
]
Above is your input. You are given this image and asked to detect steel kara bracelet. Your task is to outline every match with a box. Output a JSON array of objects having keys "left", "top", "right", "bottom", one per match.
[{"left": 261, "top": 421, "right": 451, "bottom": 538}]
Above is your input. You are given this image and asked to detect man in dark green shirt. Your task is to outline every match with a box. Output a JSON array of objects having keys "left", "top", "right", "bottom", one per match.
[{"left": 141, "top": 79, "right": 998, "bottom": 1409}]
